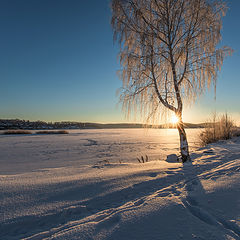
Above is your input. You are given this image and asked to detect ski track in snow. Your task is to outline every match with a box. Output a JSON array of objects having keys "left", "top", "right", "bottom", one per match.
[{"left": 0, "top": 129, "right": 239, "bottom": 240}]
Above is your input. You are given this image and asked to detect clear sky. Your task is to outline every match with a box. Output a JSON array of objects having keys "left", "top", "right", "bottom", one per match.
[{"left": 0, "top": 0, "right": 239, "bottom": 124}]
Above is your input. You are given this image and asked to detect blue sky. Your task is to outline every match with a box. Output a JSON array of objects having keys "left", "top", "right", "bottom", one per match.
[{"left": 0, "top": 0, "right": 239, "bottom": 124}]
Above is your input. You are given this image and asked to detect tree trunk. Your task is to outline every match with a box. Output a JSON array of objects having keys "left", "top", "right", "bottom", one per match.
[{"left": 176, "top": 116, "right": 191, "bottom": 163}]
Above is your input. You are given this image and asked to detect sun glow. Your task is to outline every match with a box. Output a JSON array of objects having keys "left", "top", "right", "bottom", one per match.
[{"left": 171, "top": 115, "right": 180, "bottom": 124}]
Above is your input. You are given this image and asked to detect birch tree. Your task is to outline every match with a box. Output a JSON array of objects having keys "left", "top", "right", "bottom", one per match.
[{"left": 111, "top": 0, "right": 232, "bottom": 162}]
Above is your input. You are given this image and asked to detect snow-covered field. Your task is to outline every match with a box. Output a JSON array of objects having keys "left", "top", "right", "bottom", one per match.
[
  {"left": 0, "top": 129, "right": 200, "bottom": 175},
  {"left": 0, "top": 129, "right": 239, "bottom": 240}
]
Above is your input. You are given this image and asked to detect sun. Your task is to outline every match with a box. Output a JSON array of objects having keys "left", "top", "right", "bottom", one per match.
[{"left": 171, "top": 115, "right": 179, "bottom": 124}]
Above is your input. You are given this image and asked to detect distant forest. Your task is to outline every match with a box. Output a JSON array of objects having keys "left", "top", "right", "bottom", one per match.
[{"left": 0, "top": 119, "right": 204, "bottom": 130}]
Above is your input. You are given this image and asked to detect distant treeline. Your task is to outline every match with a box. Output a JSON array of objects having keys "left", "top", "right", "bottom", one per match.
[{"left": 0, "top": 119, "right": 205, "bottom": 130}]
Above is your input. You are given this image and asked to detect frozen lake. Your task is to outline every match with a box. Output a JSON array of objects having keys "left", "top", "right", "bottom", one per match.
[
  {"left": 0, "top": 128, "right": 239, "bottom": 240},
  {"left": 0, "top": 128, "right": 201, "bottom": 174}
]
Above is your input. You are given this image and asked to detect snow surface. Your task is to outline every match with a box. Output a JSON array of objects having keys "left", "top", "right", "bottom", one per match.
[
  {"left": 0, "top": 129, "right": 239, "bottom": 240},
  {"left": 0, "top": 129, "right": 199, "bottom": 175}
]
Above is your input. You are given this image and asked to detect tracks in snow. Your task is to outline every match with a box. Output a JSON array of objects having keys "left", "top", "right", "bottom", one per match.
[
  {"left": 0, "top": 168, "right": 184, "bottom": 240},
  {"left": 181, "top": 164, "right": 240, "bottom": 240},
  {"left": 1, "top": 156, "right": 240, "bottom": 240}
]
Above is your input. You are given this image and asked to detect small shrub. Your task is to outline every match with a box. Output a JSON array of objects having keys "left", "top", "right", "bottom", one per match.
[
  {"left": 36, "top": 130, "right": 69, "bottom": 134},
  {"left": 3, "top": 130, "right": 33, "bottom": 135},
  {"left": 232, "top": 127, "right": 240, "bottom": 137},
  {"left": 199, "top": 113, "right": 234, "bottom": 146}
]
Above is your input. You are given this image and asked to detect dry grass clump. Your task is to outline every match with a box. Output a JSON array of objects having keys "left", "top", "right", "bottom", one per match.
[
  {"left": 199, "top": 113, "right": 234, "bottom": 146},
  {"left": 36, "top": 130, "right": 69, "bottom": 134},
  {"left": 137, "top": 155, "right": 149, "bottom": 163},
  {"left": 3, "top": 130, "right": 33, "bottom": 135}
]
